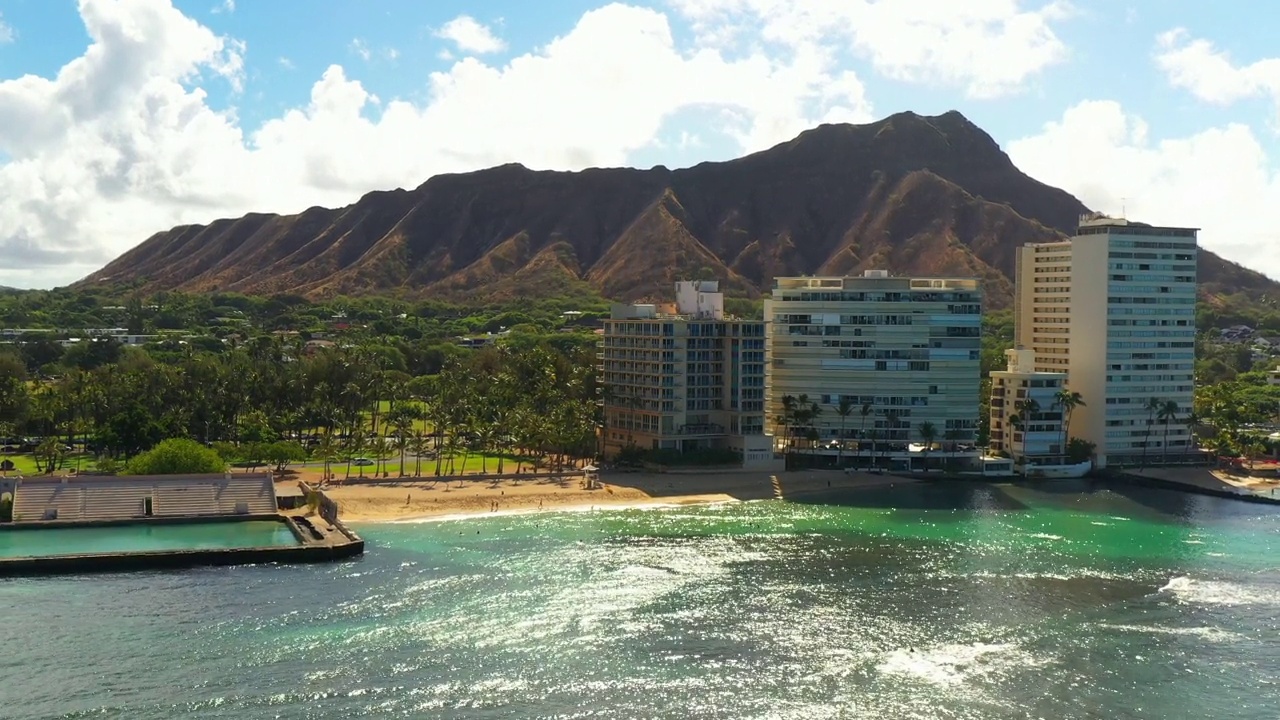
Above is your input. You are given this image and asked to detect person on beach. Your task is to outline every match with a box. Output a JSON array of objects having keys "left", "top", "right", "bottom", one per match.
[{"left": 406, "top": 494, "right": 411, "bottom": 505}]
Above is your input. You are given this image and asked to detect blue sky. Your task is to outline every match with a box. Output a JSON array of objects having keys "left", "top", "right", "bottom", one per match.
[{"left": 1, "top": 0, "right": 1278, "bottom": 288}]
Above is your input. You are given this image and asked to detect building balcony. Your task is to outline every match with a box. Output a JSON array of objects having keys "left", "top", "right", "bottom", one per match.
[{"left": 677, "top": 423, "right": 725, "bottom": 436}]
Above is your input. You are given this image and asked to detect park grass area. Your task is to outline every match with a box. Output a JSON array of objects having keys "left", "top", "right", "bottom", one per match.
[
  {"left": 1, "top": 453, "right": 100, "bottom": 476},
  {"left": 323, "top": 451, "right": 549, "bottom": 479},
  {"left": 357, "top": 400, "right": 431, "bottom": 434}
]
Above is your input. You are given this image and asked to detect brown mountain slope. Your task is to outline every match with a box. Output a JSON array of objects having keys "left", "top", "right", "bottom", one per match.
[{"left": 80, "top": 111, "right": 1280, "bottom": 309}]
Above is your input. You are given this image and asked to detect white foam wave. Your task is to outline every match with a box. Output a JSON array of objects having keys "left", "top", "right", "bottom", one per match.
[
  {"left": 1159, "top": 576, "right": 1280, "bottom": 607},
  {"left": 388, "top": 500, "right": 739, "bottom": 524},
  {"left": 934, "top": 569, "right": 1125, "bottom": 582},
  {"left": 1097, "top": 623, "right": 1242, "bottom": 643},
  {"left": 876, "top": 642, "right": 1047, "bottom": 686},
  {"left": 1027, "top": 533, "right": 1064, "bottom": 541}
]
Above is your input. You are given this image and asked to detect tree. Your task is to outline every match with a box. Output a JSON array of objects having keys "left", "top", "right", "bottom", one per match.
[
  {"left": 1065, "top": 437, "right": 1096, "bottom": 465},
  {"left": 241, "top": 442, "right": 268, "bottom": 473},
  {"left": 1141, "top": 397, "right": 1162, "bottom": 467},
  {"left": 1157, "top": 400, "right": 1180, "bottom": 466},
  {"left": 343, "top": 431, "right": 366, "bottom": 480},
  {"left": 917, "top": 421, "right": 937, "bottom": 471},
  {"left": 126, "top": 438, "right": 226, "bottom": 475},
  {"left": 33, "top": 437, "right": 64, "bottom": 474},
  {"left": 943, "top": 428, "right": 963, "bottom": 470},
  {"left": 777, "top": 394, "right": 797, "bottom": 452},
  {"left": 834, "top": 397, "right": 854, "bottom": 467},
  {"left": 410, "top": 430, "right": 432, "bottom": 477},
  {"left": 1052, "top": 388, "right": 1085, "bottom": 460},
  {"left": 858, "top": 402, "right": 873, "bottom": 468},
  {"left": 1245, "top": 438, "right": 1267, "bottom": 472},
  {"left": 1007, "top": 413, "right": 1024, "bottom": 463},
  {"left": 265, "top": 441, "right": 307, "bottom": 473},
  {"left": 315, "top": 433, "right": 338, "bottom": 480}
]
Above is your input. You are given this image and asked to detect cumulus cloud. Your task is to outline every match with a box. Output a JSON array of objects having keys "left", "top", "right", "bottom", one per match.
[
  {"left": 670, "top": 0, "right": 1073, "bottom": 98},
  {"left": 0, "top": 0, "right": 873, "bottom": 288},
  {"left": 1008, "top": 100, "right": 1280, "bottom": 281},
  {"left": 1155, "top": 29, "right": 1280, "bottom": 111},
  {"left": 435, "top": 15, "right": 507, "bottom": 54}
]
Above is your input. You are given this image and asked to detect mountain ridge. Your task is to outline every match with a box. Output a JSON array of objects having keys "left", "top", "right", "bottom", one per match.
[{"left": 80, "top": 111, "right": 1280, "bottom": 309}]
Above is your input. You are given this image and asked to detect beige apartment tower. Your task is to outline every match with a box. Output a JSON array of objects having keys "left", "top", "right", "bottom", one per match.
[
  {"left": 599, "top": 281, "right": 775, "bottom": 468},
  {"left": 764, "top": 271, "right": 982, "bottom": 468},
  {"left": 1015, "top": 213, "right": 1197, "bottom": 468}
]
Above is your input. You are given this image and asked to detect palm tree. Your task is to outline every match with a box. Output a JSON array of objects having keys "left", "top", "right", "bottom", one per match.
[
  {"left": 884, "top": 409, "right": 901, "bottom": 468},
  {"left": 343, "top": 431, "right": 366, "bottom": 480},
  {"left": 1007, "top": 413, "right": 1024, "bottom": 464},
  {"left": 778, "top": 394, "right": 797, "bottom": 451},
  {"left": 834, "top": 397, "right": 854, "bottom": 467},
  {"left": 917, "top": 421, "right": 937, "bottom": 472},
  {"left": 1183, "top": 411, "right": 1201, "bottom": 462},
  {"left": 1157, "top": 399, "right": 1180, "bottom": 466},
  {"left": 1052, "top": 388, "right": 1085, "bottom": 460},
  {"left": 858, "top": 402, "right": 873, "bottom": 468},
  {"left": 943, "top": 427, "right": 963, "bottom": 470},
  {"left": 804, "top": 396, "right": 822, "bottom": 463},
  {"left": 316, "top": 432, "right": 338, "bottom": 480},
  {"left": 1141, "top": 397, "right": 1162, "bottom": 467},
  {"left": 393, "top": 431, "right": 411, "bottom": 477},
  {"left": 1246, "top": 438, "right": 1266, "bottom": 473},
  {"left": 410, "top": 430, "right": 432, "bottom": 477}
]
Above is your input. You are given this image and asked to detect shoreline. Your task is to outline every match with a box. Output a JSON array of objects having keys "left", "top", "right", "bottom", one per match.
[
  {"left": 316, "top": 469, "right": 914, "bottom": 524},
  {"left": 376, "top": 497, "right": 747, "bottom": 524}
]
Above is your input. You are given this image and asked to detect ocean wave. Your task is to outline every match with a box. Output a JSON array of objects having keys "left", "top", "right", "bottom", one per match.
[
  {"left": 876, "top": 642, "right": 1049, "bottom": 686},
  {"left": 1158, "top": 576, "right": 1280, "bottom": 607},
  {"left": 1097, "top": 623, "right": 1243, "bottom": 643}
]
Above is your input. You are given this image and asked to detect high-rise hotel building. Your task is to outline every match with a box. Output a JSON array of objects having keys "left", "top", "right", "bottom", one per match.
[
  {"left": 764, "top": 271, "right": 983, "bottom": 464},
  {"left": 1015, "top": 213, "right": 1197, "bottom": 468},
  {"left": 599, "top": 281, "right": 775, "bottom": 467}
]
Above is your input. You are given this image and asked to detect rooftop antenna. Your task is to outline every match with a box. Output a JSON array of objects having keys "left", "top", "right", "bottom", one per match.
[{"left": 1119, "top": 196, "right": 1128, "bottom": 219}]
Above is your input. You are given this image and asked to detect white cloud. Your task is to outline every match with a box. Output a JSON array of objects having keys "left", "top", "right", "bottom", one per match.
[
  {"left": 0, "top": 0, "right": 873, "bottom": 288},
  {"left": 670, "top": 0, "right": 1073, "bottom": 98},
  {"left": 1008, "top": 100, "right": 1280, "bottom": 281},
  {"left": 349, "top": 38, "right": 371, "bottom": 62},
  {"left": 0, "top": 12, "right": 16, "bottom": 44},
  {"left": 278, "top": 56, "right": 295, "bottom": 70},
  {"left": 212, "top": 0, "right": 235, "bottom": 14},
  {"left": 435, "top": 15, "right": 507, "bottom": 54},
  {"left": 1155, "top": 29, "right": 1280, "bottom": 110}
]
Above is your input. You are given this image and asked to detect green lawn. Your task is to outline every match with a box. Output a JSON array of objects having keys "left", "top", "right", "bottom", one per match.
[
  {"left": 1, "top": 453, "right": 100, "bottom": 476},
  {"left": 332, "top": 451, "right": 543, "bottom": 477},
  {"left": 356, "top": 400, "right": 432, "bottom": 434}
]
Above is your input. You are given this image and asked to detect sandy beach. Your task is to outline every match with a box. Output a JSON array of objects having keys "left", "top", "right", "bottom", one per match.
[{"left": 291, "top": 468, "right": 915, "bottom": 523}]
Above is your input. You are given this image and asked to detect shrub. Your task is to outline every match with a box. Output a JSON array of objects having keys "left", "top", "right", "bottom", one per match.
[{"left": 126, "top": 438, "right": 227, "bottom": 475}]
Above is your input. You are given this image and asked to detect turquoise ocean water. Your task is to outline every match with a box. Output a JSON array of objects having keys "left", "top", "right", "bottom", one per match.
[
  {"left": 2, "top": 480, "right": 1278, "bottom": 719},
  {"left": 0, "top": 520, "right": 299, "bottom": 558}
]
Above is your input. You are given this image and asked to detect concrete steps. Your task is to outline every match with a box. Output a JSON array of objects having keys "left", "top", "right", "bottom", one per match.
[{"left": 14, "top": 474, "right": 279, "bottom": 521}]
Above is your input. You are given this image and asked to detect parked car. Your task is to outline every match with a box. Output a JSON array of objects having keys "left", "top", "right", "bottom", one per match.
[{"left": 352, "top": 457, "right": 374, "bottom": 467}]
